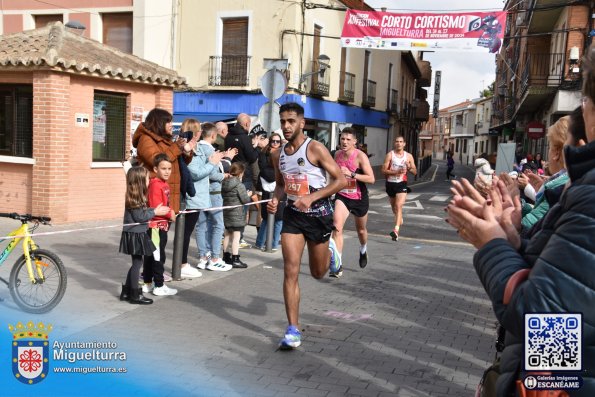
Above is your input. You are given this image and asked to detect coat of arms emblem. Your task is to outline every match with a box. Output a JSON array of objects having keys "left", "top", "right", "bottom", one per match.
[{"left": 9, "top": 321, "right": 52, "bottom": 385}]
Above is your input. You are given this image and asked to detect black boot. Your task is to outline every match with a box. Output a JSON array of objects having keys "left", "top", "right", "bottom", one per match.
[
  {"left": 231, "top": 255, "right": 248, "bottom": 269},
  {"left": 223, "top": 252, "right": 232, "bottom": 265},
  {"left": 119, "top": 284, "right": 129, "bottom": 301},
  {"left": 129, "top": 288, "right": 153, "bottom": 305}
]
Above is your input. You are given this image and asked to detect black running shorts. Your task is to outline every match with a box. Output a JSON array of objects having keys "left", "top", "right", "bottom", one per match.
[
  {"left": 282, "top": 208, "right": 334, "bottom": 243},
  {"left": 385, "top": 181, "right": 408, "bottom": 197},
  {"left": 335, "top": 193, "right": 369, "bottom": 218}
]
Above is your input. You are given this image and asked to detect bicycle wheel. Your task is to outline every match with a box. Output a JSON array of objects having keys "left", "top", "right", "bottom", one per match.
[{"left": 9, "top": 249, "right": 67, "bottom": 313}]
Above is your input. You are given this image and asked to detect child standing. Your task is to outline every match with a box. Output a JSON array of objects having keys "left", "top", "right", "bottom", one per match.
[
  {"left": 143, "top": 153, "right": 178, "bottom": 296},
  {"left": 221, "top": 163, "right": 253, "bottom": 268},
  {"left": 119, "top": 166, "right": 170, "bottom": 304}
]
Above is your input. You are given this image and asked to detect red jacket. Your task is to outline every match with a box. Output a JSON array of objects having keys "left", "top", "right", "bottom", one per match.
[{"left": 147, "top": 178, "right": 173, "bottom": 230}]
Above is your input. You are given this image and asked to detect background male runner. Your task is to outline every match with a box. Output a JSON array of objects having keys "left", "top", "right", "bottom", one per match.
[
  {"left": 331, "top": 127, "right": 375, "bottom": 276},
  {"left": 382, "top": 136, "right": 417, "bottom": 241}
]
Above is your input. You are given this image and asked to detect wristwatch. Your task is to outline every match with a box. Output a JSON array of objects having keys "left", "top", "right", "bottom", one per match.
[{"left": 350, "top": 171, "right": 357, "bottom": 178}]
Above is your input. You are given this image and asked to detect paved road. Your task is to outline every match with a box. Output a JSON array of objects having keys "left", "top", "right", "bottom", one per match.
[{"left": 0, "top": 159, "right": 496, "bottom": 397}]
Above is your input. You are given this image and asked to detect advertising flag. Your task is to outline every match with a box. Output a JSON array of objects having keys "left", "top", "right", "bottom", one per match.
[{"left": 341, "top": 10, "right": 507, "bottom": 53}]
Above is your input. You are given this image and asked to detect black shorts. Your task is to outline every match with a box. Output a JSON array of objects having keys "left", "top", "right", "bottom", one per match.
[
  {"left": 335, "top": 193, "right": 369, "bottom": 217},
  {"left": 386, "top": 181, "right": 409, "bottom": 197},
  {"left": 225, "top": 226, "right": 243, "bottom": 232},
  {"left": 282, "top": 208, "right": 334, "bottom": 243}
]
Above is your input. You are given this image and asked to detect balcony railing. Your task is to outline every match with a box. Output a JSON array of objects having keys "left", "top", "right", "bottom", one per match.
[
  {"left": 362, "top": 79, "right": 376, "bottom": 107},
  {"left": 208, "top": 55, "right": 251, "bottom": 87},
  {"left": 505, "top": 99, "right": 516, "bottom": 121},
  {"left": 401, "top": 100, "right": 410, "bottom": 121},
  {"left": 519, "top": 53, "right": 565, "bottom": 98},
  {"left": 338, "top": 71, "right": 355, "bottom": 102},
  {"left": 389, "top": 89, "right": 398, "bottom": 113},
  {"left": 309, "top": 60, "right": 330, "bottom": 97}
]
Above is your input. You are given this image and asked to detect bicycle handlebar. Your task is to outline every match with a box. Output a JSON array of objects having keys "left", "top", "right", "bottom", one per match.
[{"left": 0, "top": 212, "right": 52, "bottom": 224}]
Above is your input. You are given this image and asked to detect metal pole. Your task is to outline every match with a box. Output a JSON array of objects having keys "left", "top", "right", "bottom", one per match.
[
  {"left": 264, "top": 69, "right": 277, "bottom": 253},
  {"left": 171, "top": 203, "right": 185, "bottom": 281}
]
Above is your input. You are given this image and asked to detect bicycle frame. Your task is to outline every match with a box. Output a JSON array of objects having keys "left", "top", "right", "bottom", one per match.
[{"left": 0, "top": 223, "right": 42, "bottom": 283}]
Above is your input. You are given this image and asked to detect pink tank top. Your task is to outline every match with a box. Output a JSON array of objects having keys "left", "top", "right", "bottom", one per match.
[{"left": 336, "top": 149, "right": 361, "bottom": 200}]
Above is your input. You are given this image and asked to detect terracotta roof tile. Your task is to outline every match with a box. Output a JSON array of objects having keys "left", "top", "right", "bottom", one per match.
[{"left": 0, "top": 22, "right": 186, "bottom": 87}]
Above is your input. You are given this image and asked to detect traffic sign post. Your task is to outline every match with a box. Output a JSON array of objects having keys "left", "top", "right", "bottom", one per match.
[{"left": 260, "top": 61, "right": 287, "bottom": 253}]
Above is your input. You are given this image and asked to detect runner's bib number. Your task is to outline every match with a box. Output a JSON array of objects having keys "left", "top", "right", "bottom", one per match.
[
  {"left": 340, "top": 177, "right": 357, "bottom": 194},
  {"left": 283, "top": 173, "right": 309, "bottom": 200}
]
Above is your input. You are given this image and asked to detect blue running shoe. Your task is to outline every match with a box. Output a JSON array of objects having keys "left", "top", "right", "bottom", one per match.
[
  {"left": 279, "top": 325, "right": 301, "bottom": 349},
  {"left": 328, "top": 237, "right": 342, "bottom": 274}
]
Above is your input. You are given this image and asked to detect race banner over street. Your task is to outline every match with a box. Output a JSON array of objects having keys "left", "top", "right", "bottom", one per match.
[{"left": 341, "top": 10, "right": 507, "bottom": 53}]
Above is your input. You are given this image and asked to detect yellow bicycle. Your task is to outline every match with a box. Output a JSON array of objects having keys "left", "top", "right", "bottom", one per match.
[{"left": 0, "top": 212, "right": 67, "bottom": 313}]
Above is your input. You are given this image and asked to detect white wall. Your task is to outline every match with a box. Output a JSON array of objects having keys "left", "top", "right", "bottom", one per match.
[{"left": 134, "top": 0, "right": 175, "bottom": 69}]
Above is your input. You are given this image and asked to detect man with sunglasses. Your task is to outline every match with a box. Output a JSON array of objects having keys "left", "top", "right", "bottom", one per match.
[{"left": 330, "top": 127, "right": 375, "bottom": 276}]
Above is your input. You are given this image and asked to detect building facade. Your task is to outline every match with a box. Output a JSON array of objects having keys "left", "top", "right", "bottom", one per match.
[
  {"left": 491, "top": 0, "right": 589, "bottom": 158},
  {"left": 173, "top": 0, "right": 431, "bottom": 172},
  {"left": 0, "top": 22, "right": 184, "bottom": 222}
]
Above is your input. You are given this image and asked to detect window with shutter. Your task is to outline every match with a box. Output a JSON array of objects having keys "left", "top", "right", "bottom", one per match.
[
  {"left": 102, "top": 13, "right": 133, "bottom": 54},
  {"left": 221, "top": 18, "right": 249, "bottom": 86},
  {"left": 35, "top": 14, "right": 63, "bottom": 28}
]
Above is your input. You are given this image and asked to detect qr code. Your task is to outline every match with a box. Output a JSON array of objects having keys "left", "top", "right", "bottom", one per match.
[{"left": 525, "top": 313, "right": 582, "bottom": 371}]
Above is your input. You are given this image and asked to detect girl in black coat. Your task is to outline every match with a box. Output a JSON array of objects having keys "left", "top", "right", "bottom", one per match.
[{"left": 119, "top": 166, "right": 170, "bottom": 304}]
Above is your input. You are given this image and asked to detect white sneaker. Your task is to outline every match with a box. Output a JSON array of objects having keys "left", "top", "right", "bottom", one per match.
[
  {"left": 206, "top": 258, "right": 232, "bottom": 272},
  {"left": 181, "top": 264, "right": 202, "bottom": 278},
  {"left": 153, "top": 284, "right": 177, "bottom": 296},
  {"left": 196, "top": 258, "right": 209, "bottom": 270},
  {"left": 142, "top": 283, "right": 154, "bottom": 294}
]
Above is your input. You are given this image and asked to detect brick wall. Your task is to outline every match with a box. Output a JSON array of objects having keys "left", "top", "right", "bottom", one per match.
[
  {"left": 32, "top": 72, "right": 71, "bottom": 222},
  {"left": 566, "top": 5, "right": 589, "bottom": 77},
  {"left": 67, "top": 76, "right": 161, "bottom": 222},
  {"left": 2, "top": 70, "right": 174, "bottom": 223},
  {"left": 0, "top": 164, "right": 32, "bottom": 214},
  {"left": 0, "top": 73, "right": 34, "bottom": 215}
]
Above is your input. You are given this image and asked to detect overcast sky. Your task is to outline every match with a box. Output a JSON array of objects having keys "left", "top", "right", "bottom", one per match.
[{"left": 366, "top": 0, "right": 506, "bottom": 108}]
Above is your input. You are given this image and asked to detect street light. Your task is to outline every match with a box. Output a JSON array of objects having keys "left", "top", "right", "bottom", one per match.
[{"left": 299, "top": 54, "right": 331, "bottom": 84}]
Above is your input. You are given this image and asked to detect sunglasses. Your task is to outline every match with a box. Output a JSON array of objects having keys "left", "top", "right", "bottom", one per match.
[{"left": 271, "top": 140, "right": 281, "bottom": 144}]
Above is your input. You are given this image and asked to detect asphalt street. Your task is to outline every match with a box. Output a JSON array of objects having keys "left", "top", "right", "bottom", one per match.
[{"left": 0, "top": 159, "right": 496, "bottom": 397}]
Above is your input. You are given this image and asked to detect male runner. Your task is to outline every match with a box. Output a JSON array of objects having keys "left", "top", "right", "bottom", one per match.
[
  {"left": 382, "top": 136, "right": 417, "bottom": 241},
  {"left": 330, "top": 127, "right": 375, "bottom": 277},
  {"left": 267, "top": 103, "right": 346, "bottom": 349}
]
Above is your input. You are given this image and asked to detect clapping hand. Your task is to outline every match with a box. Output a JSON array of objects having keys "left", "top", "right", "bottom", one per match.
[
  {"left": 208, "top": 151, "right": 225, "bottom": 165},
  {"left": 225, "top": 147, "right": 238, "bottom": 160},
  {"left": 527, "top": 172, "right": 546, "bottom": 191}
]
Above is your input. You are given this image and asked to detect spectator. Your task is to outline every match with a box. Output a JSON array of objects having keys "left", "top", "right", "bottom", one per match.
[
  {"left": 214, "top": 121, "right": 228, "bottom": 151},
  {"left": 520, "top": 117, "right": 569, "bottom": 230},
  {"left": 254, "top": 132, "right": 285, "bottom": 251},
  {"left": 133, "top": 108, "right": 196, "bottom": 213},
  {"left": 224, "top": 113, "right": 259, "bottom": 248},
  {"left": 195, "top": 123, "right": 236, "bottom": 272},
  {"left": 224, "top": 113, "right": 259, "bottom": 189},
  {"left": 445, "top": 43, "right": 595, "bottom": 397},
  {"left": 446, "top": 150, "right": 456, "bottom": 181},
  {"left": 221, "top": 163, "right": 253, "bottom": 268},
  {"left": 183, "top": 122, "right": 226, "bottom": 274}
]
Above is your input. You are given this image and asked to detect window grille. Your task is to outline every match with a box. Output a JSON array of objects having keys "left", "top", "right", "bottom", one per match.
[
  {"left": 0, "top": 85, "right": 33, "bottom": 158},
  {"left": 92, "top": 91, "right": 127, "bottom": 161}
]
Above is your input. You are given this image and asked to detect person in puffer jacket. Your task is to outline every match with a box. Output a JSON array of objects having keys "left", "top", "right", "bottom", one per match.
[
  {"left": 221, "top": 162, "right": 253, "bottom": 269},
  {"left": 445, "top": 44, "right": 595, "bottom": 397}
]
